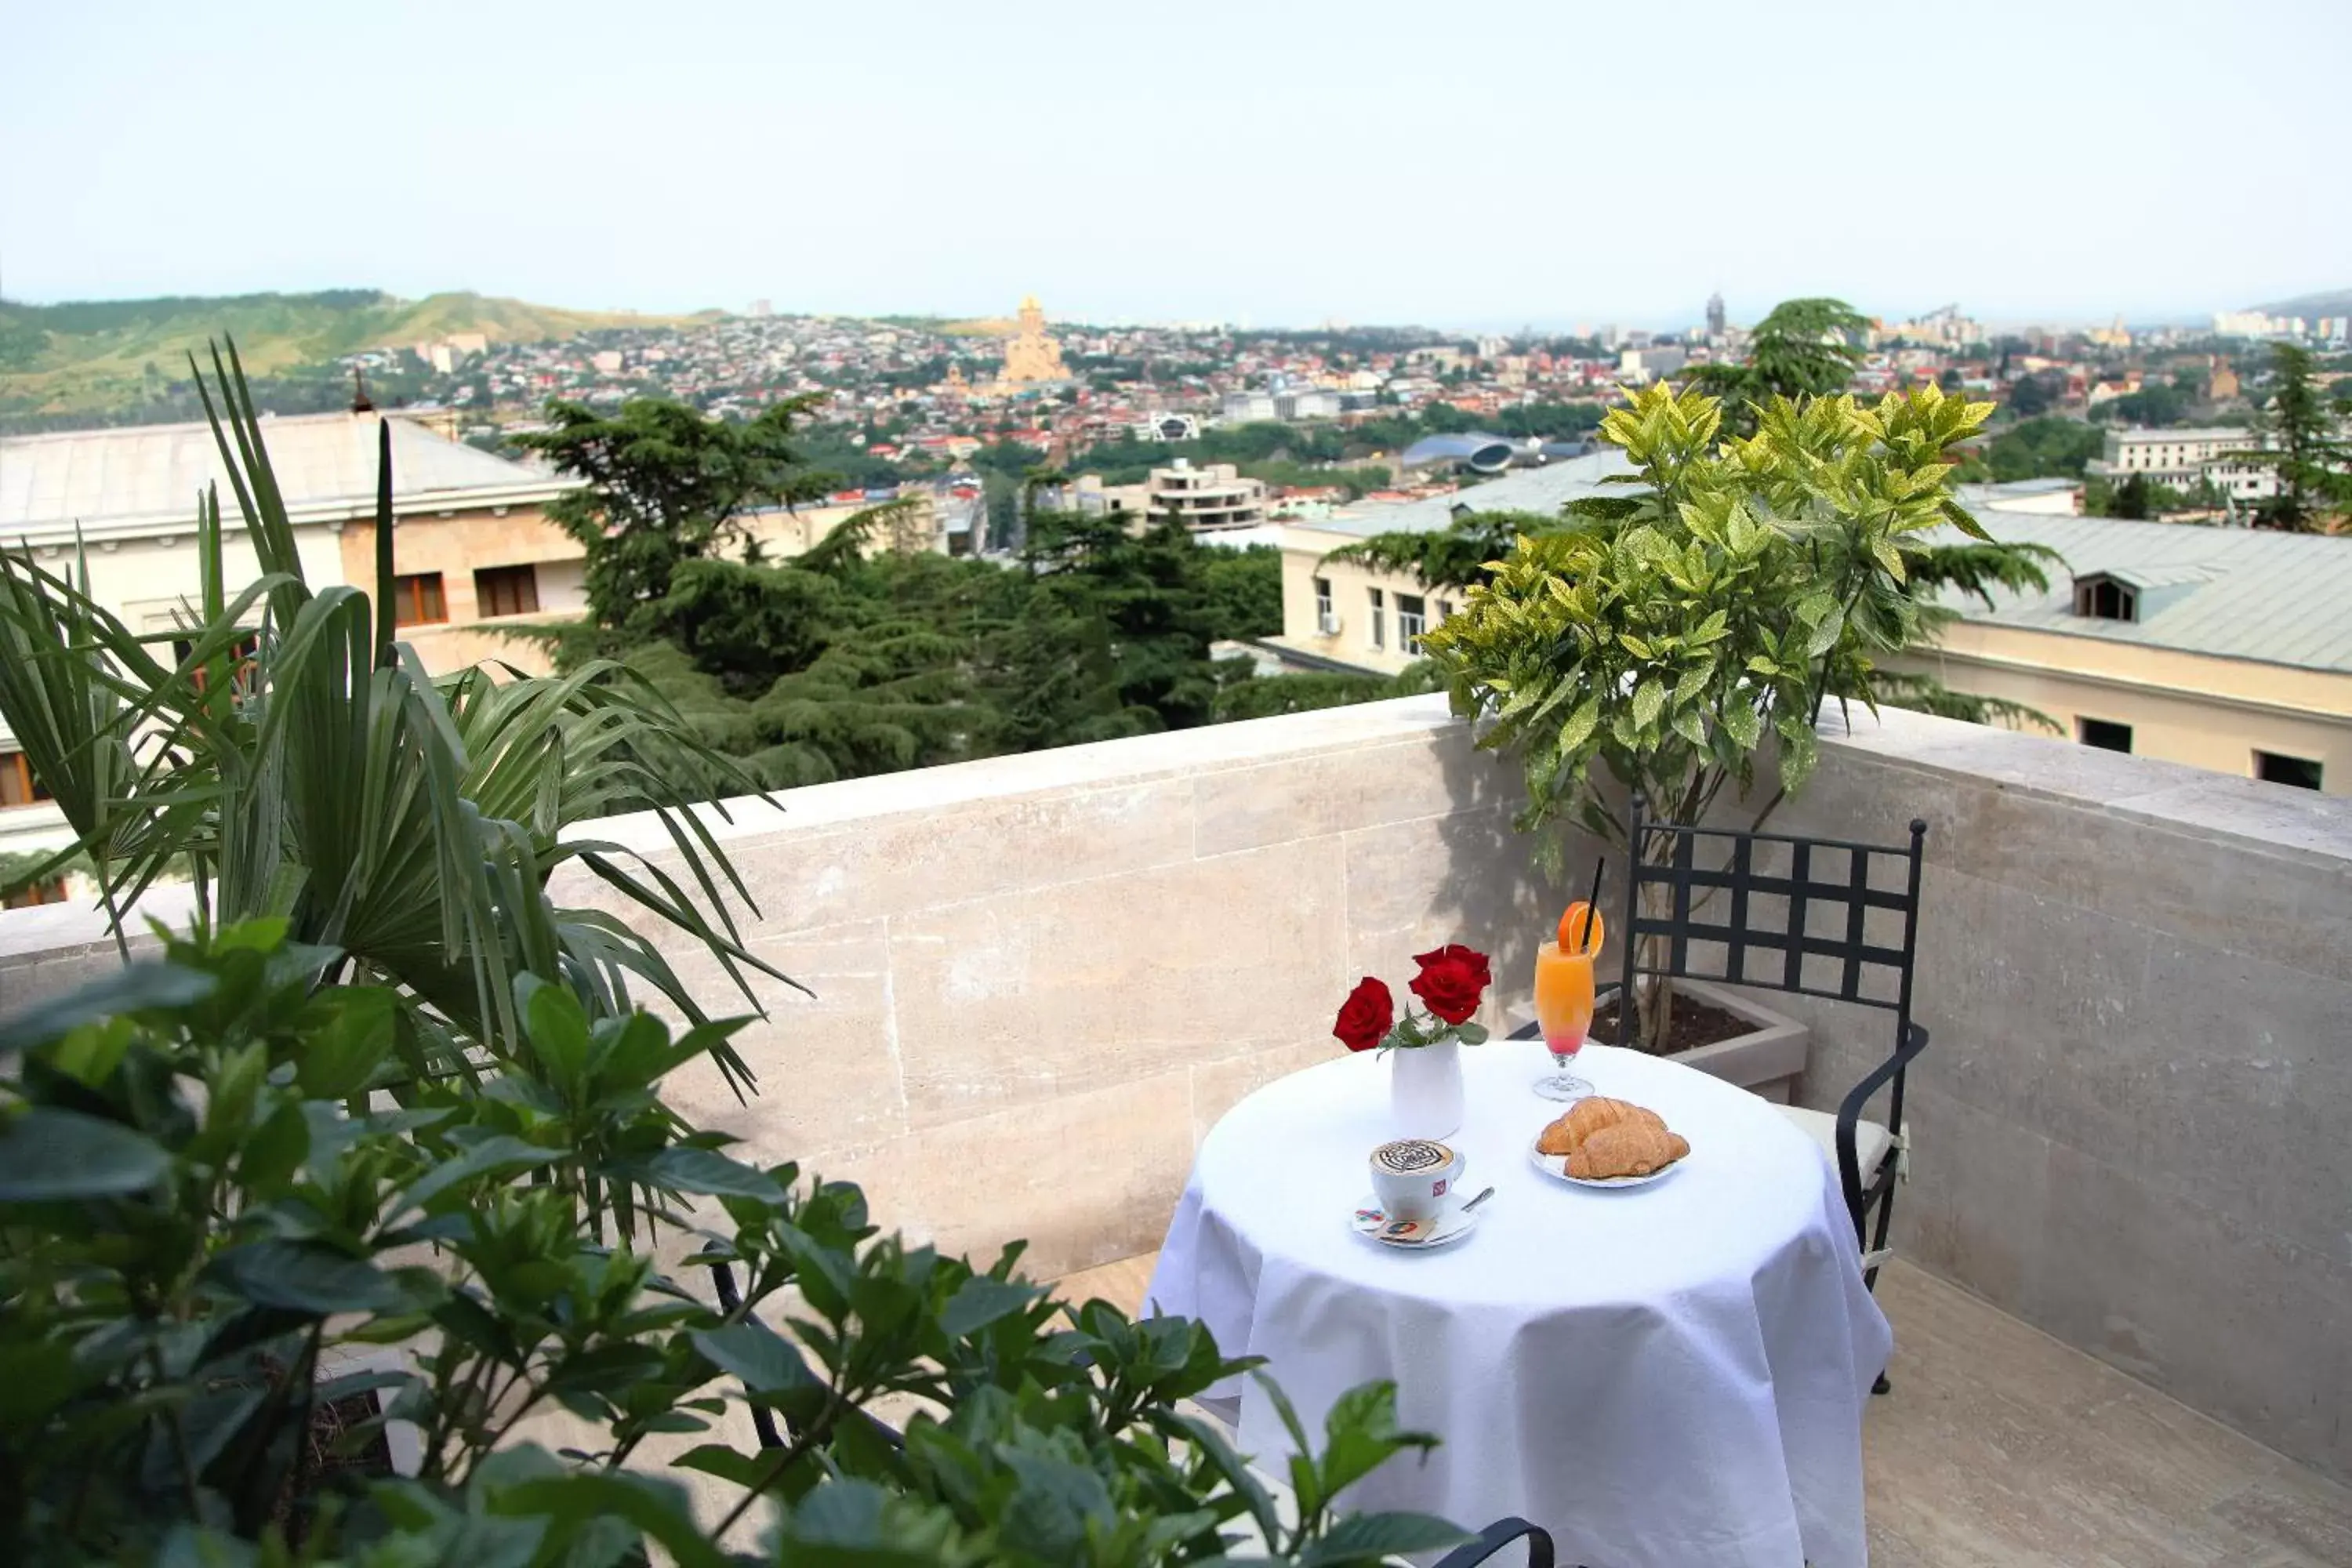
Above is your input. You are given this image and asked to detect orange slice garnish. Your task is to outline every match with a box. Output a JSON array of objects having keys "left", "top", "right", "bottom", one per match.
[{"left": 1556, "top": 902, "right": 1606, "bottom": 957}]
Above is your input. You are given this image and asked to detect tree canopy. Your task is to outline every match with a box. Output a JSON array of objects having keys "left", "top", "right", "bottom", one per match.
[
  {"left": 513, "top": 396, "right": 833, "bottom": 630},
  {"left": 532, "top": 398, "right": 1426, "bottom": 789},
  {"left": 2229, "top": 343, "right": 2352, "bottom": 531}
]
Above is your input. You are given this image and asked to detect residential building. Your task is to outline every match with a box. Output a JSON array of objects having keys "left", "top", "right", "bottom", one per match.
[
  {"left": 1896, "top": 499, "right": 2352, "bottom": 793},
  {"left": 0, "top": 408, "right": 585, "bottom": 876},
  {"left": 1273, "top": 388, "right": 1342, "bottom": 421},
  {"left": 1146, "top": 459, "right": 1266, "bottom": 532},
  {"left": 2085, "top": 426, "right": 2278, "bottom": 503},
  {"left": 1269, "top": 451, "right": 1635, "bottom": 676}
]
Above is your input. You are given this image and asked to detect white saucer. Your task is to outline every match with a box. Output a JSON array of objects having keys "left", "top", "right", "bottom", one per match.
[
  {"left": 1526, "top": 1135, "right": 1685, "bottom": 1189},
  {"left": 1350, "top": 1192, "right": 1482, "bottom": 1249}
]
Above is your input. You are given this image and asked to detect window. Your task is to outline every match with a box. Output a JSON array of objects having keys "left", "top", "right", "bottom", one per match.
[
  {"left": 1367, "top": 587, "right": 1385, "bottom": 649},
  {"left": 2254, "top": 751, "right": 2323, "bottom": 790},
  {"left": 4, "top": 876, "right": 68, "bottom": 910},
  {"left": 2078, "top": 717, "right": 2133, "bottom": 753},
  {"left": 1312, "top": 575, "right": 1335, "bottom": 633},
  {"left": 2, "top": 749, "right": 53, "bottom": 809},
  {"left": 2074, "top": 578, "right": 2136, "bottom": 622},
  {"left": 394, "top": 572, "right": 448, "bottom": 626},
  {"left": 474, "top": 564, "right": 541, "bottom": 619},
  {"left": 1398, "top": 593, "right": 1427, "bottom": 654},
  {"left": 1438, "top": 599, "right": 1456, "bottom": 622}
]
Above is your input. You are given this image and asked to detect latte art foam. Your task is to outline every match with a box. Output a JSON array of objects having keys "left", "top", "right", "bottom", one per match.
[{"left": 1374, "top": 1138, "right": 1452, "bottom": 1174}]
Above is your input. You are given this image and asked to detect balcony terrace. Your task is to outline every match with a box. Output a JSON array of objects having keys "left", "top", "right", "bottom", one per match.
[{"left": 3, "top": 695, "right": 2347, "bottom": 1563}]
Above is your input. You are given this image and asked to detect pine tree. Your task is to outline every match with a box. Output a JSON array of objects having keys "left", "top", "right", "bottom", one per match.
[{"left": 2227, "top": 343, "right": 2352, "bottom": 532}]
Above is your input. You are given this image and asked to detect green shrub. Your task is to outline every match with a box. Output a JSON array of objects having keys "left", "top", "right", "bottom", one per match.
[{"left": 0, "top": 924, "right": 1463, "bottom": 1565}]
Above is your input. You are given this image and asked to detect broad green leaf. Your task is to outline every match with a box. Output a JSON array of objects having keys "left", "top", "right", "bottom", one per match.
[
  {"left": 1298, "top": 1513, "right": 1472, "bottom": 1566},
  {"left": 296, "top": 985, "right": 397, "bottom": 1100},
  {"left": 1671, "top": 706, "right": 1711, "bottom": 749},
  {"left": 633, "top": 1145, "right": 785, "bottom": 1204},
  {"left": 492, "top": 1472, "right": 729, "bottom": 1568},
  {"left": 942, "top": 1276, "right": 1046, "bottom": 1338},
  {"left": 0, "top": 964, "right": 215, "bottom": 1054},
  {"left": 0, "top": 1108, "right": 170, "bottom": 1200},
  {"left": 205, "top": 1240, "right": 403, "bottom": 1312},
  {"left": 674, "top": 1442, "right": 771, "bottom": 1489},
  {"left": 395, "top": 1134, "right": 562, "bottom": 1214},
  {"left": 691, "top": 1320, "right": 817, "bottom": 1393}
]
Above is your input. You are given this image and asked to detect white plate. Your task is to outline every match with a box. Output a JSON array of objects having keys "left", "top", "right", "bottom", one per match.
[
  {"left": 1526, "top": 1135, "right": 1685, "bottom": 1189},
  {"left": 1349, "top": 1192, "right": 1482, "bottom": 1249}
]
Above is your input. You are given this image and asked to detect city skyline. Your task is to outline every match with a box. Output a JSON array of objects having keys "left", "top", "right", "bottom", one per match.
[{"left": 3, "top": 0, "right": 2349, "bottom": 327}]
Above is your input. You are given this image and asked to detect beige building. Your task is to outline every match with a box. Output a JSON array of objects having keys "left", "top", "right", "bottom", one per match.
[
  {"left": 1896, "top": 504, "right": 2350, "bottom": 793},
  {"left": 1272, "top": 463, "right": 2350, "bottom": 795},
  {"left": 2086, "top": 426, "right": 2277, "bottom": 503},
  {"left": 1270, "top": 452, "right": 1634, "bottom": 675},
  {"left": 0, "top": 409, "right": 584, "bottom": 887},
  {"left": 1147, "top": 459, "right": 1266, "bottom": 531}
]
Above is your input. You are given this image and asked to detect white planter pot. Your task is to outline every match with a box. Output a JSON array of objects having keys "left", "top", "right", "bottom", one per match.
[
  {"left": 1660, "top": 979, "right": 1812, "bottom": 1103},
  {"left": 1389, "top": 1039, "right": 1465, "bottom": 1140}
]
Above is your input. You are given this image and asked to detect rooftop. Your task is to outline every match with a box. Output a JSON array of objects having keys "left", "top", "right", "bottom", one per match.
[
  {"left": 1304, "top": 448, "right": 1637, "bottom": 539},
  {"left": 0, "top": 410, "right": 575, "bottom": 539},
  {"left": 1931, "top": 509, "right": 2352, "bottom": 673},
  {"left": 2106, "top": 426, "right": 2250, "bottom": 443}
]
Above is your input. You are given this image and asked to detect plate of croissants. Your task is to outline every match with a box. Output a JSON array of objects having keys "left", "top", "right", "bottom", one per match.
[{"left": 1529, "top": 1096, "right": 1690, "bottom": 1187}]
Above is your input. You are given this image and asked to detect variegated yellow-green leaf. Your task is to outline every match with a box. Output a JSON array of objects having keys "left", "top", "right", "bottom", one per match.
[
  {"left": 1632, "top": 678, "right": 1665, "bottom": 732},
  {"left": 1555, "top": 694, "right": 1602, "bottom": 759}
]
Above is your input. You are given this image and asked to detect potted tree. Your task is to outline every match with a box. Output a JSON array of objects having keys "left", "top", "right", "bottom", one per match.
[{"left": 1419, "top": 379, "right": 2036, "bottom": 1092}]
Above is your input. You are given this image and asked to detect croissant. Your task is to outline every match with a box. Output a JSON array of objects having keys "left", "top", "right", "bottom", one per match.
[
  {"left": 1566, "top": 1123, "right": 1690, "bottom": 1179},
  {"left": 1536, "top": 1097, "right": 1665, "bottom": 1155}
]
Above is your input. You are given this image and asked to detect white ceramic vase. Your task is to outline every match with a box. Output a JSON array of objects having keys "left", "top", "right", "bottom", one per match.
[{"left": 1388, "top": 1038, "right": 1465, "bottom": 1141}]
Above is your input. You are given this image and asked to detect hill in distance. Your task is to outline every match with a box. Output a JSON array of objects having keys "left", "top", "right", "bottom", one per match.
[
  {"left": 2253, "top": 288, "right": 2352, "bottom": 320},
  {"left": 0, "top": 289, "right": 717, "bottom": 417}
]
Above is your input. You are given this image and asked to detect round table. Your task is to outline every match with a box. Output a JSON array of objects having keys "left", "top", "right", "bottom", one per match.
[{"left": 1145, "top": 1043, "right": 1891, "bottom": 1568}]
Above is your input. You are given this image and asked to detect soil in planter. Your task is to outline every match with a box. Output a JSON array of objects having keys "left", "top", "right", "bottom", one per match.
[
  {"left": 1589, "top": 995, "right": 1753, "bottom": 1057},
  {"left": 274, "top": 1391, "right": 396, "bottom": 1544}
]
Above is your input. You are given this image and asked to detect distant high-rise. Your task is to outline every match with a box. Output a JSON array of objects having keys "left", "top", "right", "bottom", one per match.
[
  {"left": 749, "top": 299, "right": 772, "bottom": 318},
  {"left": 1705, "top": 292, "right": 1726, "bottom": 338}
]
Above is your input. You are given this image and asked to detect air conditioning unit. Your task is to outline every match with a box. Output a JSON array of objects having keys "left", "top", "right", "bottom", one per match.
[{"left": 1317, "top": 612, "right": 1343, "bottom": 636}]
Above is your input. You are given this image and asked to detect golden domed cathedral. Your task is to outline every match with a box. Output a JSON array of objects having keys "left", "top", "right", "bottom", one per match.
[{"left": 999, "top": 296, "right": 1069, "bottom": 385}]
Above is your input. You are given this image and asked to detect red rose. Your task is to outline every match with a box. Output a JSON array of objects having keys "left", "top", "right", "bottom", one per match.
[
  {"left": 1410, "top": 944, "right": 1491, "bottom": 1026},
  {"left": 1333, "top": 976, "right": 1394, "bottom": 1053}
]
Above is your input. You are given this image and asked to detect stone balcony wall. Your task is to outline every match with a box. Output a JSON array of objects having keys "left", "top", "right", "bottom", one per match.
[
  {"left": 2, "top": 695, "right": 2345, "bottom": 1483},
  {"left": 1756, "top": 706, "right": 2351, "bottom": 1486}
]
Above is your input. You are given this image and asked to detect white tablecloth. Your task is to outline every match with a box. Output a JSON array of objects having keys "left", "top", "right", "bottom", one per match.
[{"left": 1146, "top": 1043, "right": 1891, "bottom": 1568}]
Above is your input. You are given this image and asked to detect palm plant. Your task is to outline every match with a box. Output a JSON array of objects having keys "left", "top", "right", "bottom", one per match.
[{"left": 0, "top": 343, "right": 793, "bottom": 1094}]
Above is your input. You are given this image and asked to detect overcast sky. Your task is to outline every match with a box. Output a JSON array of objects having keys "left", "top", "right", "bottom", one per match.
[{"left": 4, "top": 0, "right": 2346, "bottom": 331}]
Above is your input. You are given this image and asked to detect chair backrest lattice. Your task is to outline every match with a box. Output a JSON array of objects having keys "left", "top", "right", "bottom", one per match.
[{"left": 1617, "top": 792, "right": 1926, "bottom": 1048}]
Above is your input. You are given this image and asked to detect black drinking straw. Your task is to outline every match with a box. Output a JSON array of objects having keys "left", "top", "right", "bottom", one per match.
[{"left": 1580, "top": 860, "right": 1606, "bottom": 953}]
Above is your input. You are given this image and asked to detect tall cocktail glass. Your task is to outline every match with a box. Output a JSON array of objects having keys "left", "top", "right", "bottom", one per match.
[{"left": 1533, "top": 941, "right": 1595, "bottom": 1100}]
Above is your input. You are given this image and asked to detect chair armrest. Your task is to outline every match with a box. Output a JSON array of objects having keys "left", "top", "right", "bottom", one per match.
[
  {"left": 1433, "top": 1516, "right": 1555, "bottom": 1568},
  {"left": 1832, "top": 1021, "right": 1929, "bottom": 1237}
]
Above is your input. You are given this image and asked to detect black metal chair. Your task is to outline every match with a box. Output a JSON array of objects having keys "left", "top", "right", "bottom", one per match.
[
  {"left": 1610, "top": 793, "right": 1930, "bottom": 1387},
  {"left": 706, "top": 1252, "right": 1555, "bottom": 1563}
]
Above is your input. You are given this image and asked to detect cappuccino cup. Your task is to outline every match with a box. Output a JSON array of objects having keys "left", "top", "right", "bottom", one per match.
[{"left": 1369, "top": 1138, "right": 1465, "bottom": 1223}]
